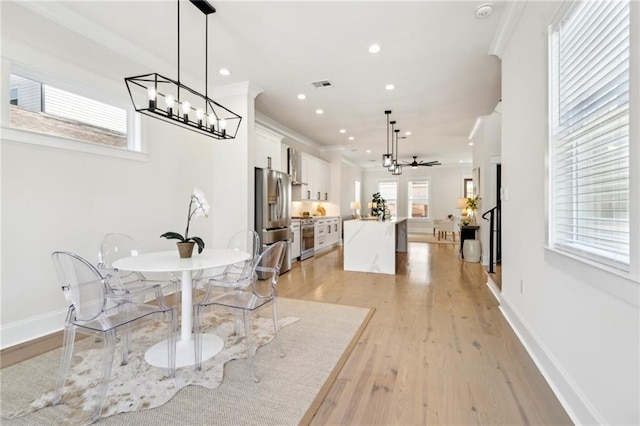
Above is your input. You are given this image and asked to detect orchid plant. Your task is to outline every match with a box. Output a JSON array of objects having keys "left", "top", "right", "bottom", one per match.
[{"left": 161, "top": 188, "right": 211, "bottom": 254}]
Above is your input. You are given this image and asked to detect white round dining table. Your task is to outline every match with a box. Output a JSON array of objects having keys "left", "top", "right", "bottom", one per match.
[{"left": 112, "top": 248, "right": 250, "bottom": 368}]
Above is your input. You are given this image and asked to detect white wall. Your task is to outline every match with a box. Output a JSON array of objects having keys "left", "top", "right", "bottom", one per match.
[
  {"left": 340, "top": 159, "right": 363, "bottom": 221},
  {"left": 501, "top": 2, "right": 639, "bottom": 424},
  {"left": 470, "top": 111, "right": 501, "bottom": 264},
  {"left": 362, "top": 165, "right": 472, "bottom": 230},
  {"left": 0, "top": 7, "right": 253, "bottom": 347}
]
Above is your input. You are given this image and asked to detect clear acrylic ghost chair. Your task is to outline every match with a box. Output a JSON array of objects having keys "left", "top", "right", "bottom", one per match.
[
  {"left": 51, "top": 251, "right": 177, "bottom": 423},
  {"left": 194, "top": 241, "right": 286, "bottom": 382},
  {"left": 193, "top": 230, "right": 260, "bottom": 337},
  {"left": 98, "top": 233, "right": 179, "bottom": 303},
  {"left": 194, "top": 229, "right": 260, "bottom": 291}
]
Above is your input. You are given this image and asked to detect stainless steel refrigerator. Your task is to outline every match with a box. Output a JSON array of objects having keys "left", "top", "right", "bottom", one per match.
[{"left": 255, "top": 168, "right": 292, "bottom": 273}]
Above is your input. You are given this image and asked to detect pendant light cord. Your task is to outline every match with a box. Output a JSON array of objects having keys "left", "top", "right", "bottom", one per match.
[
  {"left": 177, "top": 0, "right": 181, "bottom": 100},
  {"left": 205, "top": 14, "right": 208, "bottom": 114}
]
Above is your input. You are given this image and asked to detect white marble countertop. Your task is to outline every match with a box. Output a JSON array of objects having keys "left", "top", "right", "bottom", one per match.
[{"left": 349, "top": 217, "right": 407, "bottom": 223}]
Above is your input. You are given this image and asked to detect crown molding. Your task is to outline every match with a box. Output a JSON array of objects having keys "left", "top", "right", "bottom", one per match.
[
  {"left": 255, "top": 112, "right": 322, "bottom": 151},
  {"left": 489, "top": 1, "right": 527, "bottom": 59}
]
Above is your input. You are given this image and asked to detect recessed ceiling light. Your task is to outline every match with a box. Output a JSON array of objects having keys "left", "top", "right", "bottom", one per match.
[
  {"left": 297, "top": 94, "right": 306, "bottom": 100},
  {"left": 405, "top": 131, "right": 412, "bottom": 136},
  {"left": 219, "top": 68, "right": 231, "bottom": 76},
  {"left": 315, "top": 109, "right": 324, "bottom": 115},
  {"left": 385, "top": 84, "right": 395, "bottom": 91},
  {"left": 368, "top": 44, "right": 381, "bottom": 54},
  {"left": 348, "top": 136, "right": 355, "bottom": 141},
  {"left": 468, "top": 142, "right": 474, "bottom": 146},
  {"left": 459, "top": 160, "right": 464, "bottom": 163},
  {"left": 366, "top": 149, "right": 371, "bottom": 153}
]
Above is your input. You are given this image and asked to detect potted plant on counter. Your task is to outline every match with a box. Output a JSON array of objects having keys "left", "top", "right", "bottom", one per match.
[
  {"left": 161, "top": 187, "right": 210, "bottom": 258},
  {"left": 465, "top": 195, "right": 481, "bottom": 224}
]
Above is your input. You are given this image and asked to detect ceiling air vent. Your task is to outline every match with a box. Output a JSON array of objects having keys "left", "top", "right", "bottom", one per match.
[{"left": 311, "top": 80, "right": 333, "bottom": 89}]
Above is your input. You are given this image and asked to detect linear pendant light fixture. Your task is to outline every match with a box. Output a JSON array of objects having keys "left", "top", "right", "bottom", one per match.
[
  {"left": 124, "top": 0, "right": 241, "bottom": 139},
  {"left": 382, "top": 110, "right": 393, "bottom": 167}
]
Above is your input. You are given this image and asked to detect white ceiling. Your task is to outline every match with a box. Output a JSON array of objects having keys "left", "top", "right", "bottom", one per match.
[{"left": 6, "top": 1, "right": 503, "bottom": 168}]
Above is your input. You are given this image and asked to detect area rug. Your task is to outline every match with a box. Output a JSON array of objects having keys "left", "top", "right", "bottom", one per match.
[{"left": 1, "top": 298, "right": 373, "bottom": 425}]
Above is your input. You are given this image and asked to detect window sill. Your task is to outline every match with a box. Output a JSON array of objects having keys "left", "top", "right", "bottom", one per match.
[
  {"left": 1, "top": 126, "right": 148, "bottom": 162},
  {"left": 544, "top": 246, "right": 639, "bottom": 305}
]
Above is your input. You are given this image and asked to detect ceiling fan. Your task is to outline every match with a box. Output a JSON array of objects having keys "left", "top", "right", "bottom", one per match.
[{"left": 403, "top": 156, "right": 441, "bottom": 168}]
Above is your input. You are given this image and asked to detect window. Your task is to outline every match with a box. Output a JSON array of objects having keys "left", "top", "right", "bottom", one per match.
[
  {"left": 9, "top": 88, "right": 18, "bottom": 106},
  {"left": 463, "top": 178, "right": 474, "bottom": 199},
  {"left": 9, "top": 73, "right": 129, "bottom": 149},
  {"left": 408, "top": 180, "right": 430, "bottom": 218},
  {"left": 378, "top": 181, "right": 397, "bottom": 217},
  {"left": 549, "top": 0, "right": 630, "bottom": 271}
]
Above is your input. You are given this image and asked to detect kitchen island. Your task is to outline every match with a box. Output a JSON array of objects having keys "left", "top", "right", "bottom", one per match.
[{"left": 343, "top": 217, "right": 407, "bottom": 275}]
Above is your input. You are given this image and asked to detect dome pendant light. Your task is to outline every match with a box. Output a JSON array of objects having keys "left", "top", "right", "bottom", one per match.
[{"left": 382, "top": 110, "right": 393, "bottom": 167}]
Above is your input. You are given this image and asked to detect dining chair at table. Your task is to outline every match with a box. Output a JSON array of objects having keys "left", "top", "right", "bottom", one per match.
[
  {"left": 98, "top": 233, "right": 179, "bottom": 304},
  {"left": 51, "top": 251, "right": 177, "bottom": 423},
  {"left": 193, "top": 241, "right": 287, "bottom": 382},
  {"left": 194, "top": 229, "right": 260, "bottom": 291},
  {"left": 193, "top": 230, "right": 260, "bottom": 336}
]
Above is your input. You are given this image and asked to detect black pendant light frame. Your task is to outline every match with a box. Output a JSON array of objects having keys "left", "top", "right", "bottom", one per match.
[
  {"left": 388, "top": 120, "right": 397, "bottom": 171},
  {"left": 125, "top": 0, "right": 242, "bottom": 140},
  {"left": 392, "top": 128, "right": 402, "bottom": 175},
  {"left": 382, "top": 110, "right": 393, "bottom": 167}
]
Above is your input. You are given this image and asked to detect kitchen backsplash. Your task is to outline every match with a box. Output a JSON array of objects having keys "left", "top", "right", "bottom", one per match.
[{"left": 292, "top": 201, "right": 339, "bottom": 217}]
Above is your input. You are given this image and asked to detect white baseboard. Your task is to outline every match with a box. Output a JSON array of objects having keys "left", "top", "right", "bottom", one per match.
[
  {"left": 1, "top": 308, "right": 66, "bottom": 350},
  {"left": 499, "top": 295, "right": 603, "bottom": 425},
  {"left": 485, "top": 278, "right": 501, "bottom": 303}
]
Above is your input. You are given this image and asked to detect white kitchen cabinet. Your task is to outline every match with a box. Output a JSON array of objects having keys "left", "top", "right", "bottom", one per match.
[
  {"left": 315, "top": 217, "right": 340, "bottom": 253},
  {"left": 292, "top": 152, "right": 331, "bottom": 202},
  {"left": 291, "top": 220, "right": 301, "bottom": 261},
  {"left": 315, "top": 160, "right": 330, "bottom": 201},
  {"left": 327, "top": 218, "right": 340, "bottom": 246},
  {"left": 255, "top": 125, "right": 284, "bottom": 170},
  {"left": 315, "top": 218, "right": 328, "bottom": 252}
]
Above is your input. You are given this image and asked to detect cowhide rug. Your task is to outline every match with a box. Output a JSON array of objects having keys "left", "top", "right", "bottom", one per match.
[{"left": 4, "top": 312, "right": 299, "bottom": 425}]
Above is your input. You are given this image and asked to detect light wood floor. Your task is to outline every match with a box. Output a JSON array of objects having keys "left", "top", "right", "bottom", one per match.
[
  {"left": 2, "top": 241, "right": 571, "bottom": 425},
  {"left": 278, "top": 242, "right": 571, "bottom": 425}
]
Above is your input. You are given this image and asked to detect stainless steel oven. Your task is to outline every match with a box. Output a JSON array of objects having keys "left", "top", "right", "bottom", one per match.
[{"left": 300, "top": 218, "right": 315, "bottom": 260}]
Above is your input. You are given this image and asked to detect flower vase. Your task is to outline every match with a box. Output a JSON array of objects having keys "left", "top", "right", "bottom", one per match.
[{"left": 177, "top": 242, "right": 195, "bottom": 258}]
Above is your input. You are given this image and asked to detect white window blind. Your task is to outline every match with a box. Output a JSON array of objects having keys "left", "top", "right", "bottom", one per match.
[
  {"left": 408, "top": 180, "right": 430, "bottom": 218},
  {"left": 550, "top": 0, "right": 630, "bottom": 270},
  {"left": 378, "top": 181, "right": 397, "bottom": 217}
]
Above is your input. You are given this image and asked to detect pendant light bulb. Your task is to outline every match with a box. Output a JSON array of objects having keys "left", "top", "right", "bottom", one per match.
[
  {"left": 165, "top": 94, "right": 174, "bottom": 117},
  {"left": 196, "top": 108, "right": 204, "bottom": 127},
  {"left": 219, "top": 118, "right": 227, "bottom": 137},
  {"left": 181, "top": 101, "right": 190, "bottom": 122},
  {"left": 208, "top": 113, "right": 216, "bottom": 132},
  {"left": 147, "top": 87, "right": 157, "bottom": 110}
]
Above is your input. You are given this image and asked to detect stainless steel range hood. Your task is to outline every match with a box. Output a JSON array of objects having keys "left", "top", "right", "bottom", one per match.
[{"left": 287, "top": 148, "right": 307, "bottom": 185}]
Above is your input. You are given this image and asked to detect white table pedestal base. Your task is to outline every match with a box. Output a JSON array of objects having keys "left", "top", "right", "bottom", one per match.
[{"left": 144, "top": 334, "right": 224, "bottom": 368}]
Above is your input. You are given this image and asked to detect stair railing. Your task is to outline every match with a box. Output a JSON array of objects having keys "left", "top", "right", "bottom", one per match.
[{"left": 481, "top": 205, "right": 501, "bottom": 273}]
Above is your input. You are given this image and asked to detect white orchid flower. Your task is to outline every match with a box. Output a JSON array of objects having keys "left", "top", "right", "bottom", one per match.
[
  {"left": 192, "top": 187, "right": 211, "bottom": 218},
  {"left": 160, "top": 187, "right": 211, "bottom": 254}
]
